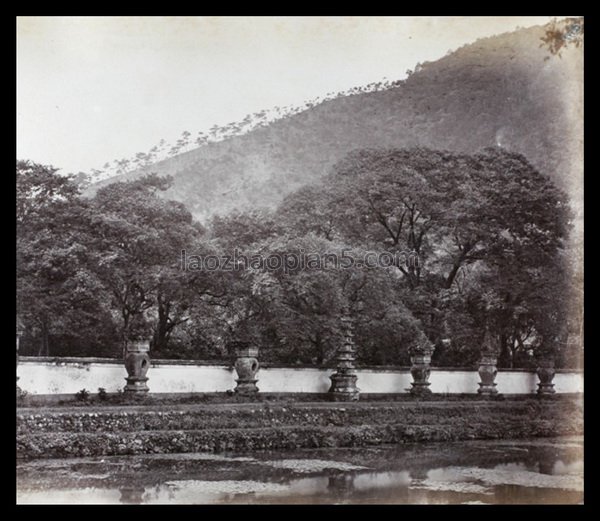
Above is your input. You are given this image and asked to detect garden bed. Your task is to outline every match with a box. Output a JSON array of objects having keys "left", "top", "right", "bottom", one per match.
[{"left": 17, "top": 397, "right": 583, "bottom": 459}]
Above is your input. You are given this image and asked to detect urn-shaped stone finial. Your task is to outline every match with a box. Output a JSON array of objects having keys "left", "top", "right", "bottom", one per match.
[
  {"left": 536, "top": 357, "right": 556, "bottom": 396},
  {"left": 124, "top": 339, "right": 150, "bottom": 394},
  {"left": 478, "top": 325, "right": 499, "bottom": 396},
  {"left": 232, "top": 340, "right": 260, "bottom": 394},
  {"left": 409, "top": 336, "right": 435, "bottom": 396}
]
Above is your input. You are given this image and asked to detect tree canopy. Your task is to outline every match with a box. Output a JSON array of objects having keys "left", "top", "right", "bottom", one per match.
[{"left": 16, "top": 148, "right": 578, "bottom": 369}]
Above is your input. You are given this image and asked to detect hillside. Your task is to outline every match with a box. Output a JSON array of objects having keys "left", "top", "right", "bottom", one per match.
[{"left": 88, "top": 22, "right": 583, "bottom": 223}]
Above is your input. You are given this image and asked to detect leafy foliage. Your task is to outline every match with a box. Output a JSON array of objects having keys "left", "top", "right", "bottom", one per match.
[
  {"left": 75, "top": 389, "right": 90, "bottom": 402},
  {"left": 17, "top": 143, "right": 578, "bottom": 369}
]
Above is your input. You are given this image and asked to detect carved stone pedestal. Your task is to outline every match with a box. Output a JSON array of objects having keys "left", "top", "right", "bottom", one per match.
[
  {"left": 329, "top": 372, "right": 359, "bottom": 401},
  {"left": 124, "top": 340, "right": 150, "bottom": 395},
  {"left": 409, "top": 341, "right": 434, "bottom": 396},
  {"left": 536, "top": 358, "right": 556, "bottom": 396},
  {"left": 478, "top": 354, "right": 499, "bottom": 396},
  {"left": 233, "top": 342, "right": 260, "bottom": 394},
  {"left": 477, "top": 324, "right": 500, "bottom": 397}
]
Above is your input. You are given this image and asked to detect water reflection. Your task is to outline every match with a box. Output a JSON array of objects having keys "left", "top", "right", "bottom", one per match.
[
  {"left": 409, "top": 468, "right": 429, "bottom": 482},
  {"left": 119, "top": 486, "right": 146, "bottom": 504},
  {"left": 353, "top": 471, "right": 411, "bottom": 491},
  {"left": 17, "top": 438, "right": 583, "bottom": 505},
  {"left": 327, "top": 474, "right": 355, "bottom": 493},
  {"left": 539, "top": 459, "right": 555, "bottom": 475}
]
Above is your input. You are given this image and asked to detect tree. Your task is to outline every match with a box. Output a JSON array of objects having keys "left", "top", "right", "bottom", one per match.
[
  {"left": 151, "top": 235, "right": 229, "bottom": 357},
  {"left": 277, "top": 186, "right": 336, "bottom": 240},
  {"left": 277, "top": 148, "right": 570, "bottom": 366},
  {"left": 205, "top": 214, "right": 424, "bottom": 365},
  {"left": 88, "top": 174, "right": 198, "bottom": 353},
  {"left": 208, "top": 209, "right": 281, "bottom": 250},
  {"left": 16, "top": 143, "right": 573, "bottom": 369},
  {"left": 17, "top": 161, "right": 118, "bottom": 356},
  {"left": 313, "top": 148, "right": 487, "bottom": 289},
  {"left": 17, "top": 160, "right": 80, "bottom": 224}
]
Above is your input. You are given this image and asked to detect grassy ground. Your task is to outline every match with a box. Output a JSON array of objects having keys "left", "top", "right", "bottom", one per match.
[
  {"left": 16, "top": 391, "right": 580, "bottom": 408},
  {"left": 17, "top": 396, "right": 583, "bottom": 460}
]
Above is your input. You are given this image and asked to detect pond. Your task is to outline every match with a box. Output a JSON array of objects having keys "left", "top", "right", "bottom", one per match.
[{"left": 17, "top": 436, "right": 583, "bottom": 504}]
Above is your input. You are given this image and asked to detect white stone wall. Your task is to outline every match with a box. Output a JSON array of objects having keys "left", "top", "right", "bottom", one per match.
[
  {"left": 16, "top": 358, "right": 583, "bottom": 396},
  {"left": 429, "top": 370, "right": 481, "bottom": 394}
]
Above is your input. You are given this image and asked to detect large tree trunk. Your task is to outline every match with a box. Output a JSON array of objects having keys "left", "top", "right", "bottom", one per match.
[
  {"left": 153, "top": 294, "right": 171, "bottom": 353},
  {"left": 445, "top": 263, "right": 462, "bottom": 289},
  {"left": 37, "top": 320, "right": 49, "bottom": 356},
  {"left": 121, "top": 313, "right": 130, "bottom": 358},
  {"left": 314, "top": 330, "right": 324, "bottom": 365},
  {"left": 498, "top": 332, "right": 513, "bottom": 368}
]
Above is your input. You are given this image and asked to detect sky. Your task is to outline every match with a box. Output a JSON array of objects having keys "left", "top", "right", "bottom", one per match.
[{"left": 17, "top": 16, "right": 555, "bottom": 175}]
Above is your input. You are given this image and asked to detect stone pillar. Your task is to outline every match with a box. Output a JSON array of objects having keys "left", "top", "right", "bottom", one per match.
[
  {"left": 409, "top": 338, "right": 435, "bottom": 396},
  {"left": 16, "top": 329, "right": 21, "bottom": 368},
  {"left": 477, "top": 326, "right": 499, "bottom": 396},
  {"left": 233, "top": 341, "right": 260, "bottom": 394},
  {"left": 16, "top": 320, "right": 24, "bottom": 393},
  {"left": 124, "top": 339, "right": 150, "bottom": 394},
  {"left": 478, "top": 354, "right": 499, "bottom": 395},
  {"left": 16, "top": 325, "right": 23, "bottom": 373},
  {"left": 329, "top": 311, "right": 359, "bottom": 401},
  {"left": 536, "top": 358, "right": 556, "bottom": 396}
]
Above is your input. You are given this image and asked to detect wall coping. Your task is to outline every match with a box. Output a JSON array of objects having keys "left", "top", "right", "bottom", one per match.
[{"left": 17, "top": 356, "right": 583, "bottom": 374}]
